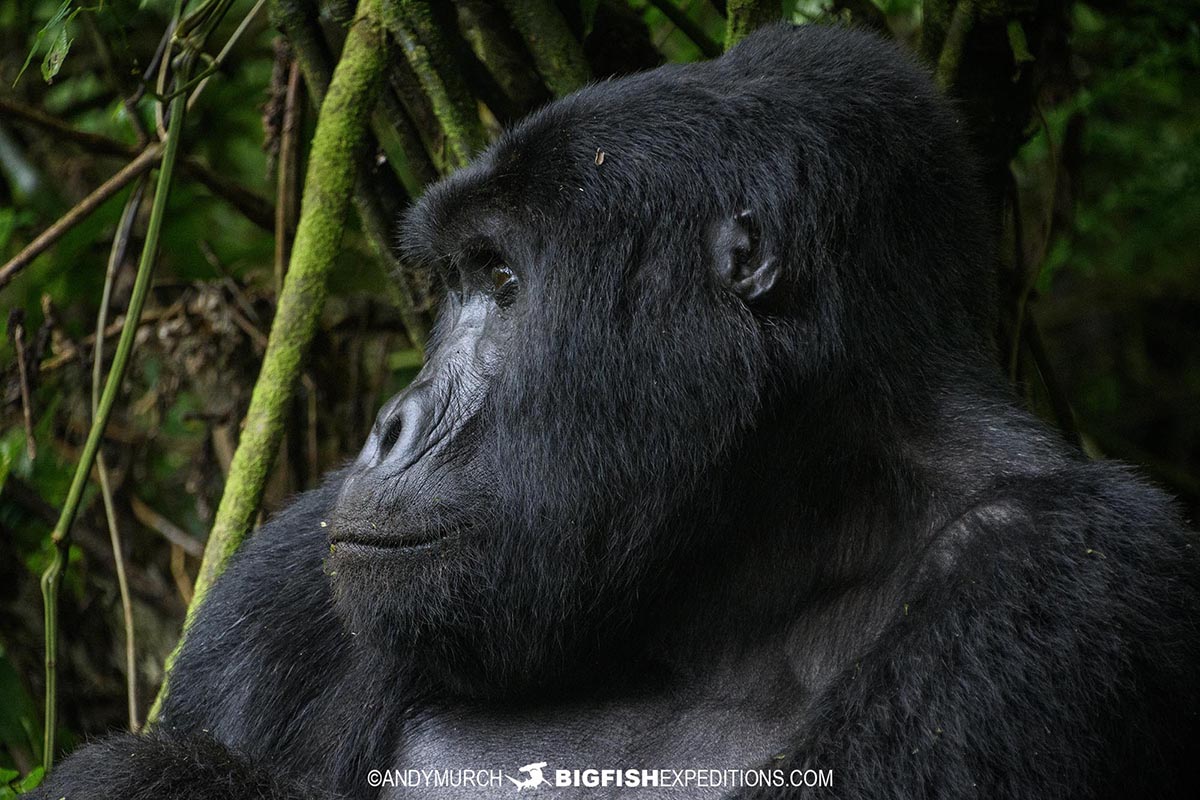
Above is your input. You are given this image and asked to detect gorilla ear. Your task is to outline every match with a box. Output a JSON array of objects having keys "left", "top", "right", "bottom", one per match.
[{"left": 711, "top": 209, "right": 779, "bottom": 303}]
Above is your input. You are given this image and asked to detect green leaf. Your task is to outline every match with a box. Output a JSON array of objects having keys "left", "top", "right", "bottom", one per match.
[
  {"left": 1007, "top": 20, "right": 1035, "bottom": 65},
  {"left": 13, "top": 1, "right": 73, "bottom": 86},
  {"left": 41, "top": 25, "right": 74, "bottom": 83},
  {"left": 15, "top": 766, "right": 44, "bottom": 792},
  {"left": 0, "top": 770, "right": 17, "bottom": 785}
]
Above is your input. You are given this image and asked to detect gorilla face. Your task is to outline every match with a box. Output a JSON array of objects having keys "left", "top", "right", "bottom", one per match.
[
  {"left": 327, "top": 132, "right": 770, "bottom": 695},
  {"left": 327, "top": 24, "right": 990, "bottom": 697}
]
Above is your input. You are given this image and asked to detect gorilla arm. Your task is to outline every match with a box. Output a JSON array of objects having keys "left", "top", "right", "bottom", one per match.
[
  {"left": 748, "top": 469, "right": 1200, "bottom": 799},
  {"left": 28, "top": 472, "right": 394, "bottom": 800},
  {"left": 25, "top": 731, "right": 325, "bottom": 800}
]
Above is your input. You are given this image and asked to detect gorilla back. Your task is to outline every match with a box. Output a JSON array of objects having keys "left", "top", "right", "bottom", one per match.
[{"left": 33, "top": 22, "right": 1199, "bottom": 800}]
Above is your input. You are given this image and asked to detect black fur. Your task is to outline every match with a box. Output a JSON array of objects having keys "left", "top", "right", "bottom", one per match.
[{"left": 32, "top": 23, "right": 1199, "bottom": 800}]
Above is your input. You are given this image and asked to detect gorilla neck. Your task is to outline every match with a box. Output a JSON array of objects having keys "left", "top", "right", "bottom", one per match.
[{"left": 643, "top": 374, "right": 1053, "bottom": 692}]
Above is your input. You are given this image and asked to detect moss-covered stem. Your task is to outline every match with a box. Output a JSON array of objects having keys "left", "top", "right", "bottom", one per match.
[
  {"left": 725, "top": 0, "right": 780, "bottom": 50},
  {"left": 191, "top": 0, "right": 388, "bottom": 610},
  {"left": 457, "top": 0, "right": 550, "bottom": 117},
  {"left": 380, "top": 0, "right": 486, "bottom": 170},
  {"left": 269, "top": 0, "right": 432, "bottom": 341},
  {"left": 500, "top": 0, "right": 590, "bottom": 97},
  {"left": 146, "top": 2, "right": 392, "bottom": 722},
  {"left": 647, "top": 0, "right": 722, "bottom": 58},
  {"left": 270, "top": 0, "right": 333, "bottom": 90},
  {"left": 935, "top": 0, "right": 977, "bottom": 90}
]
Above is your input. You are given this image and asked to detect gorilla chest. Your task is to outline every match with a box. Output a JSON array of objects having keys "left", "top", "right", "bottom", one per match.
[{"left": 385, "top": 689, "right": 804, "bottom": 799}]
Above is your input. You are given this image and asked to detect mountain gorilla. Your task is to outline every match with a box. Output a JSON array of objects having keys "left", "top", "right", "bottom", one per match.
[{"left": 34, "top": 22, "right": 1199, "bottom": 800}]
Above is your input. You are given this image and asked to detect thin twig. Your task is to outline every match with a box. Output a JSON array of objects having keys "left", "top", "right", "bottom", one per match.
[
  {"left": 183, "top": 158, "right": 275, "bottom": 231},
  {"left": 0, "top": 145, "right": 162, "bottom": 290},
  {"left": 40, "top": 33, "right": 196, "bottom": 769},
  {"left": 93, "top": 177, "right": 149, "bottom": 734},
  {"left": 134, "top": 22, "right": 176, "bottom": 107},
  {"left": 3, "top": 476, "right": 177, "bottom": 607},
  {"left": 129, "top": 496, "right": 206, "bottom": 558},
  {"left": 274, "top": 57, "right": 303, "bottom": 293},
  {"left": 170, "top": 545, "right": 195, "bottom": 604},
  {"left": 37, "top": 305, "right": 179, "bottom": 373},
  {"left": 7, "top": 311, "right": 37, "bottom": 459},
  {"left": 0, "top": 97, "right": 133, "bottom": 157},
  {"left": 0, "top": 98, "right": 276, "bottom": 231},
  {"left": 155, "top": 22, "right": 173, "bottom": 141},
  {"left": 187, "top": 0, "right": 269, "bottom": 111}
]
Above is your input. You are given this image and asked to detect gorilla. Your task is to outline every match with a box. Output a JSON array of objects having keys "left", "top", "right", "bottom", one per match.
[{"left": 33, "top": 22, "right": 1200, "bottom": 800}]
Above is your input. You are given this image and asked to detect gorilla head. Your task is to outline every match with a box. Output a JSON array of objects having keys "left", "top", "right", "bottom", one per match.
[{"left": 327, "top": 23, "right": 994, "bottom": 698}]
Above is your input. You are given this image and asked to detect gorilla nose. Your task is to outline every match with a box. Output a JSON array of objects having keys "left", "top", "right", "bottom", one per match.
[{"left": 358, "top": 386, "right": 435, "bottom": 471}]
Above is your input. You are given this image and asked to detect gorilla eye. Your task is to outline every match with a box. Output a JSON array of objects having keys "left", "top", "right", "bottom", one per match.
[{"left": 491, "top": 265, "right": 519, "bottom": 306}]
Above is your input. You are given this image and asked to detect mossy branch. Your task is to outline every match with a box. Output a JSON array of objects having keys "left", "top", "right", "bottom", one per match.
[
  {"left": 380, "top": 0, "right": 487, "bottom": 170},
  {"left": 647, "top": 0, "right": 722, "bottom": 58},
  {"left": 725, "top": 0, "right": 781, "bottom": 50},
  {"left": 269, "top": 0, "right": 432, "bottom": 340},
  {"left": 188, "top": 0, "right": 387, "bottom": 607},
  {"left": 269, "top": 0, "right": 333, "bottom": 89},
  {"left": 150, "top": 2, "right": 392, "bottom": 721},
  {"left": 501, "top": 0, "right": 590, "bottom": 97},
  {"left": 457, "top": 0, "right": 551, "bottom": 117},
  {"left": 935, "top": 0, "right": 977, "bottom": 90}
]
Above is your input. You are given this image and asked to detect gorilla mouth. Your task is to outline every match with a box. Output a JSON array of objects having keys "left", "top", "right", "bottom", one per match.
[
  {"left": 332, "top": 530, "right": 442, "bottom": 551},
  {"left": 330, "top": 466, "right": 479, "bottom": 552},
  {"left": 329, "top": 519, "right": 473, "bottom": 552}
]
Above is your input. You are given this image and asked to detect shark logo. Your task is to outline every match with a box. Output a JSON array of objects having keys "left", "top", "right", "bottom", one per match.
[{"left": 507, "top": 762, "right": 549, "bottom": 791}]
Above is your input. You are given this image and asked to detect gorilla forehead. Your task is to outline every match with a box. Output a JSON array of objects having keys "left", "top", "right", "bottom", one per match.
[
  {"left": 408, "top": 26, "right": 963, "bottom": 233},
  {"left": 403, "top": 23, "right": 991, "bottom": 350},
  {"left": 403, "top": 75, "right": 779, "bottom": 265}
]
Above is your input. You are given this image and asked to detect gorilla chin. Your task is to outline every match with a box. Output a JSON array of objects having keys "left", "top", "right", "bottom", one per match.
[
  {"left": 326, "top": 472, "right": 497, "bottom": 690},
  {"left": 328, "top": 527, "right": 629, "bottom": 698},
  {"left": 326, "top": 464, "right": 630, "bottom": 698}
]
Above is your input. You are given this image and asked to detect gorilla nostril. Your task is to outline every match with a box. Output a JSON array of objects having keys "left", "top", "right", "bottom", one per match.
[
  {"left": 366, "top": 389, "right": 437, "bottom": 471},
  {"left": 379, "top": 413, "right": 404, "bottom": 455}
]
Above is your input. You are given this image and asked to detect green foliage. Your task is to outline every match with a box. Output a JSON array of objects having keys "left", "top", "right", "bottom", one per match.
[
  {"left": 15, "top": 1, "right": 83, "bottom": 86},
  {"left": 1010, "top": 2, "right": 1200, "bottom": 485},
  {"left": 0, "top": 765, "right": 45, "bottom": 798}
]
